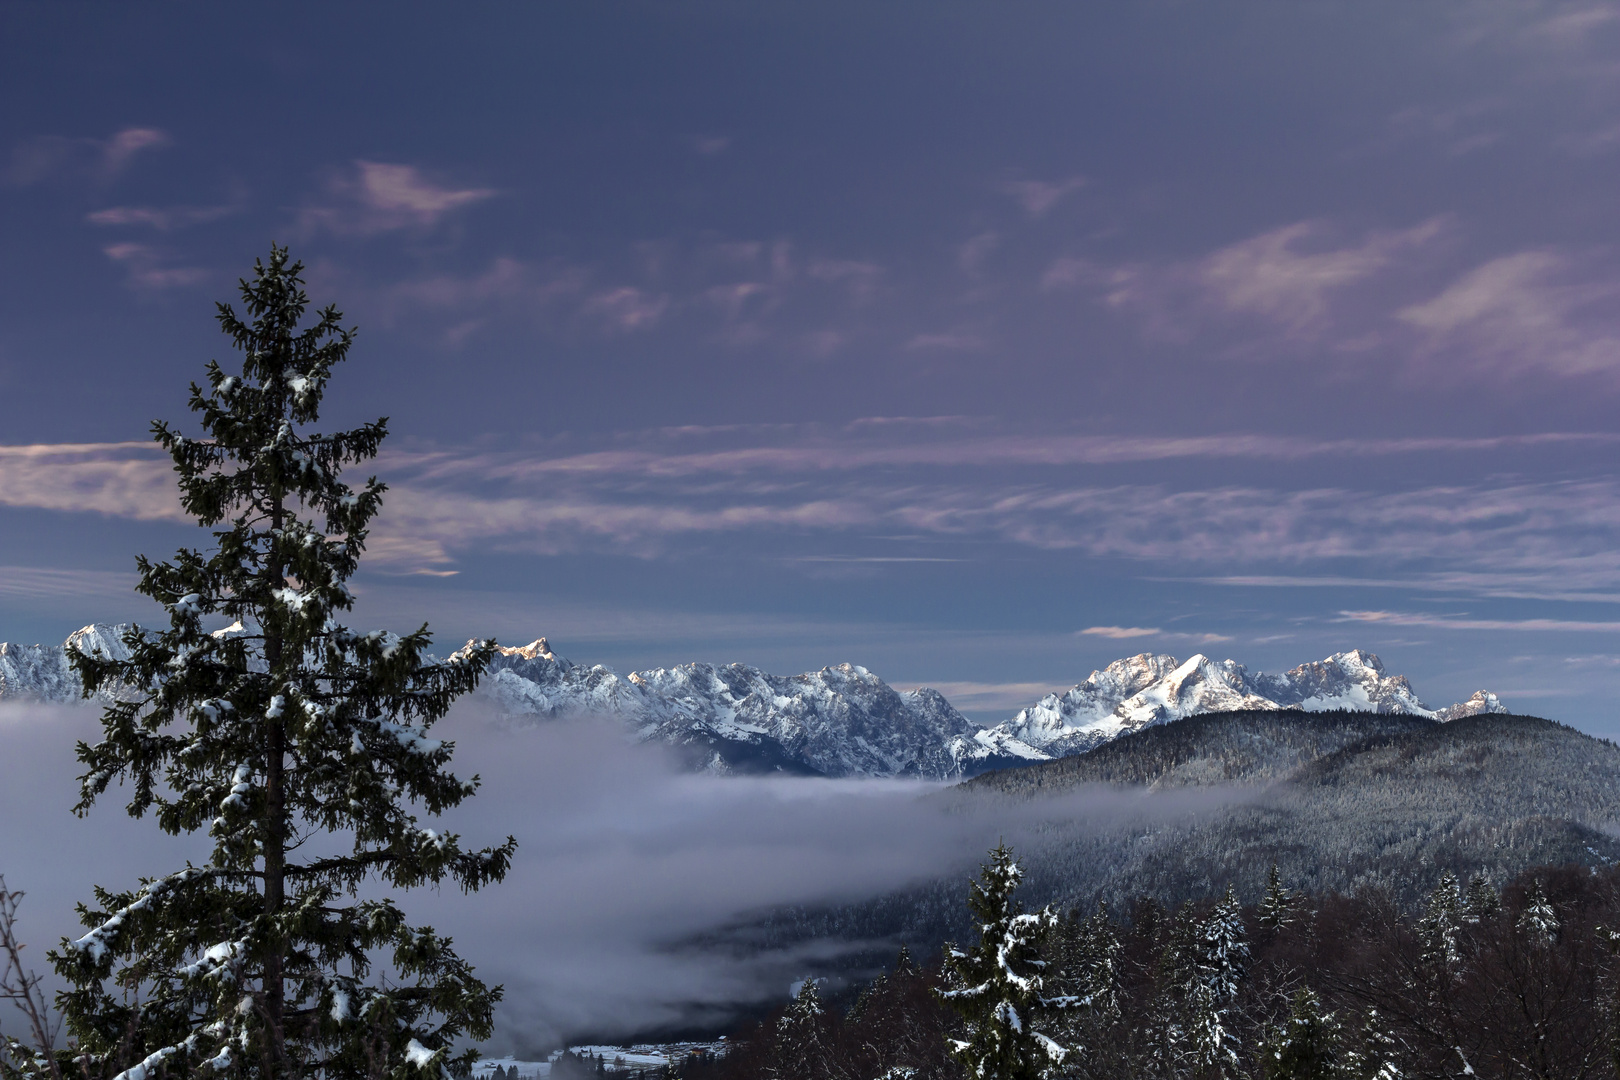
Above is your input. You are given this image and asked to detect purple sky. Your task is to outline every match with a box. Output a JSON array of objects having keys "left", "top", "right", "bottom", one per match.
[{"left": 4, "top": 3, "right": 1620, "bottom": 728}]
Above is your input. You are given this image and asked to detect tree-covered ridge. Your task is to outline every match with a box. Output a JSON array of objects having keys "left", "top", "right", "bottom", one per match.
[
  {"left": 10, "top": 248, "right": 514, "bottom": 1080},
  {"left": 957, "top": 709, "right": 1437, "bottom": 796},
  {"left": 742, "top": 711, "right": 1620, "bottom": 971}
]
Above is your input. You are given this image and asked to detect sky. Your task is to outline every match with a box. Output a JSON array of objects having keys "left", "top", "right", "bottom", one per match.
[{"left": 4, "top": 2, "right": 1620, "bottom": 730}]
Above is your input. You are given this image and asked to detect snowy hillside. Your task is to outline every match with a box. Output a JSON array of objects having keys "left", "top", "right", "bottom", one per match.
[{"left": 0, "top": 624, "right": 1506, "bottom": 779}]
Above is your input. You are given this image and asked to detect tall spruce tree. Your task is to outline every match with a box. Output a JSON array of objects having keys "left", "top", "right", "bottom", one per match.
[{"left": 47, "top": 247, "right": 515, "bottom": 1079}]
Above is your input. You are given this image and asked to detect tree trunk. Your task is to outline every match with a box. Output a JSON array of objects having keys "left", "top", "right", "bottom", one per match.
[{"left": 264, "top": 488, "right": 287, "bottom": 1072}]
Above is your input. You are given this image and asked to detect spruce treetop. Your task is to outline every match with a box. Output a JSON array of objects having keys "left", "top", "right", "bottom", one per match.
[{"left": 43, "top": 246, "right": 515, "bottom": 1080}]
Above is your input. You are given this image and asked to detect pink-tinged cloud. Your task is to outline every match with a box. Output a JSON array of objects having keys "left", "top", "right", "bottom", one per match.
[
  {"left": 1046, "top": 217, "right": 1446, "bottom": 342},
  {"left": 14, "top": 437, "right": 1620, "bottom": 591},
  {"left": 1199, "top": 219, "right": 1443, "bottom": 333},
  {"left": 384, "top": 429, "right": 1620, "bottom": 482},
  {"left": 101, "top": 128, "right": 170, "bottom": 173},
  {"left": 389, "top": 257, "right": 581, "bottom": 309},
  {"left": 1397, "top": 250, "right": 1620, "bottom": 376},
  {"left": 1080, "top": 625, "right": 1160, "bottom": 639},
  {"left": 806, "top": 259, "right": 883, "bottom": 302},
  {"left": 356, "top": 161, "right": 494, "bottom": 219},
  {"left": 302, "top": 161, "right": 496, "bottom": 235},
  {"left": 704, "top": 282, "right": 773, "bottom": 321},
  {"left": 999, "top": 175, "right": 1086, "bottom": 217},
  {"left": 0, "top": 443, "right": 181, "bottom": 520}
]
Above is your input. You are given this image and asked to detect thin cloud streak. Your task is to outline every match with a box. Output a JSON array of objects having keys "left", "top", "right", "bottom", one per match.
[
  {"left": 1339, "top": 610, "right": 1620, "bottom": 633},
  {"left": 386, "top": 430, "right": 1620, "bottom": 481},
  {"left": 7, "top": 440, "right": 1620, "bottom": 596}
]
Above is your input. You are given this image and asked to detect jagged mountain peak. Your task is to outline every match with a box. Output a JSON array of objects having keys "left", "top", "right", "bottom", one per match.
[
  {"left": 1436, "top": 690, "right": 1508, "bottom": 722},
  {"left": 1321, "top": 648, "right": 1386, "bottom": 673},
  {"left": 496, "top": 637, "right": 566, "bottom": 664},
  {"left": 0, "top": 623, "right": 1511, "bottom": 779}
]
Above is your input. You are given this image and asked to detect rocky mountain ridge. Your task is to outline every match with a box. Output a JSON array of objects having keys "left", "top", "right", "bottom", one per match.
[{"left": 0, "top": 623, "right": 1507, "bottom": 779}]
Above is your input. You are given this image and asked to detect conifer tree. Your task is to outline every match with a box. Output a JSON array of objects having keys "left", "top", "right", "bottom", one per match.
[
  {"left": 768, "top": 980, "right": 843, "bottom": 1080},
  {"left": 1146, "top": 889, "right": 1248, "bottom": 1078},
  {"left": 937, "top": 844, "right": 1072, "bottom": 1080},
  {"left": 1257, "top": 864, "right": 1297, "bottom": 933},
  {"left": 1043, "top": 900, "right": 1119, "bottom": 1072},
  {"left": 1417, "top": 872, "right": 1463, "bottom": 972},
  {"left": 1463, "top": 875, "right": 1499, "bottom": 923},
  {"left": 1517, "top": 882, "right": 1558, "bottom": 943},
  {"left": 1258, "top": 990, "right": 1340, "bottom": 1080},
  {"left": 1185, "top": 887, "right": 1248, "bottom": 1076},
  {"left": 45, "top": 247, "right": 516, "bottom": 1079},
  {"left": 1340, "top": 1009, "right": 1403, "bottom": 1080}
]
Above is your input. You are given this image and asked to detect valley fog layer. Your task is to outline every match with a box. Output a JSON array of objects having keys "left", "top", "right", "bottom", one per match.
[{"left": 0, "top": 700, "right": 1216, "bottom": 1054}]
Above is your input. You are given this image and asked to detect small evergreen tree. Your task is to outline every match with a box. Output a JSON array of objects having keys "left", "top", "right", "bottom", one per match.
[
  {"left": 1185, "top": 887, "right": 1248, "bottom": 1076},
  {"left": 1463, "top": 875, "right": 1499, "bottom": 923},
  {"left": 1517, "top": 882, "right": 1558, "bottom": 943},
  {"left": 1146, "top": 889, "right": 1248, "bottom": 1078},
  {"left": 1258, "top": 990, "right": 1340, "bottom": 1080},
  {"left": 1340, "top": 1009, "right": 1403, "bottom": 1080},
  {"left": 1417, "top": 872, "right": 1463, "bottom": 972},
  {"left": 769, "top": 980, "right": 844, "bottom": 1080},
  {"left": 1257, "top": 864, "right": 1297, "bottom": 932},
  {"left": 45, "top": 247, "right": 516, "bottom": 1078},
  {"left": 937, "top": 844, "right": 1071, "bottom": 1080}
]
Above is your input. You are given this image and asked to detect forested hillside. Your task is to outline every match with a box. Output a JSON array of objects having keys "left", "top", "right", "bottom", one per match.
[{"left": 749, "top": 710, "right": 1620, "bottom": 968}]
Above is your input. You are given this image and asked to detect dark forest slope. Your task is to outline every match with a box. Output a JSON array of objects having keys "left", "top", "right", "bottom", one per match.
[
  {"left": 958, "top": 708, "right": 1434, "bottom": 794},
  {"left": 756, "top": 710, "right": 1620, "bottom": 967}
]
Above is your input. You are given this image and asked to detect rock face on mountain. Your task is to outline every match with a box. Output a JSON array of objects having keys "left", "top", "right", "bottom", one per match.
[
  {"left": 961, "top": 649, "right": 1501, "bottom": 764},
  {"left": 1435, "top": 690, "right": 1508, "bottom": 722},
  {"left": 0, "top": 625, "right": 1508, "bottom": 779},
  {"left": 484, "top": 638, "right": 983, "bottom": 777},
  {"left": 0, "top": 624, "right": 132, "bottom": 702}
]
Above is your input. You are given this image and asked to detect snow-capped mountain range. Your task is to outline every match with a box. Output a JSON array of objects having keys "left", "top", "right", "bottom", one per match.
[{"left": 0, "top": 624, "right": 1507, "bottom": 779}]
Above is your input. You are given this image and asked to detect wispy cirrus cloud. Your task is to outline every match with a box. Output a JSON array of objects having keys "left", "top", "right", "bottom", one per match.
[
  {"left": 1047, "top": 218, "right": 1447, "bottom": 341},
  {"left": 8, "top": 433, "right": 1620, "bottom": 597},
  {"left": 5, "top": 126, "right": 170, "bottom": 186},
  {"left": 340, "top": 238, "right": 885, "bottom": 347},
  {"left": 1398, "top": 250, "right": 1620, "bottom": 376},
  {"left": 87, "top": 200, "right": 238, "bottom": 231},
  {"left": 582, "top": 286, "right": 670, "bottom": 332},
  {"left": 387, "top": 428, "right": 1620, "bottom": 480},
  {"left": 1339, "top": 610, "right": 1620, "bottom": 633}
]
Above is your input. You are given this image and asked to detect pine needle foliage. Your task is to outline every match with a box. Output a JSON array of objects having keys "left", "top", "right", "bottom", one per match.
[{"left": 45, "top": 247, "right": 515, "bottom": 1080}]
